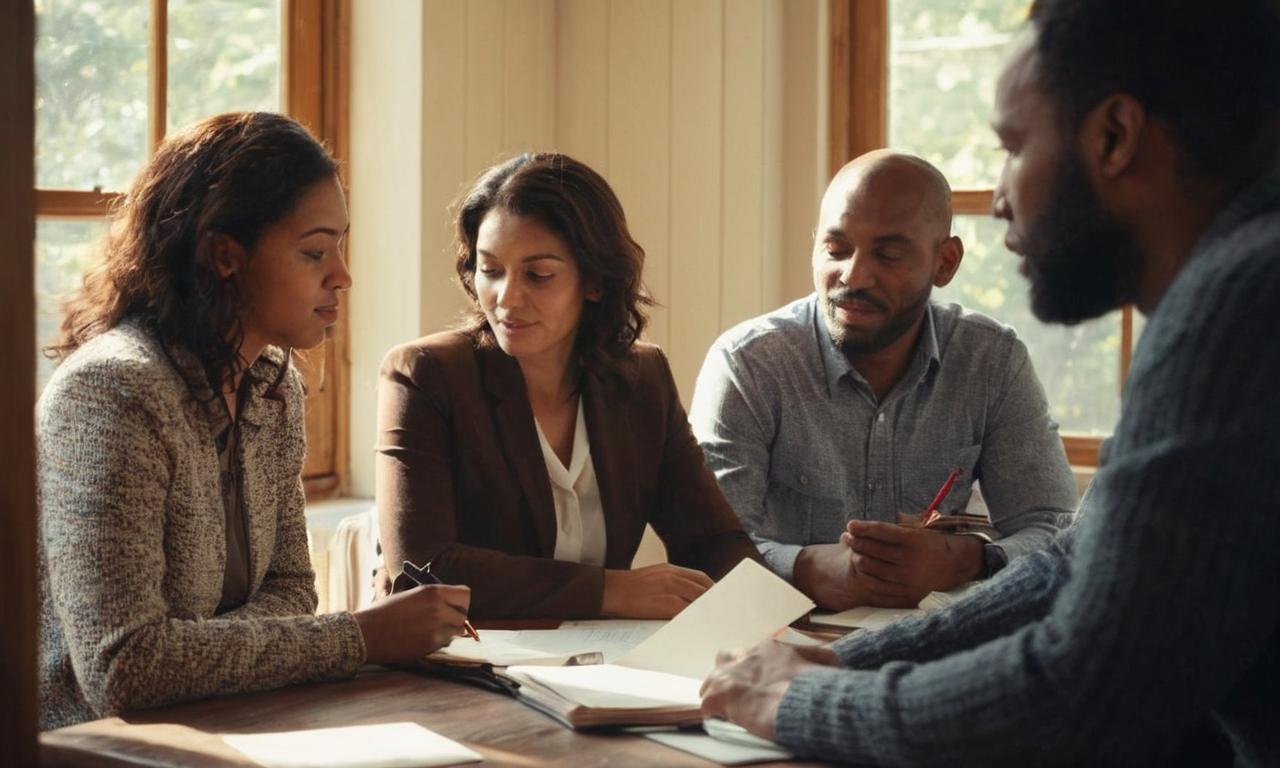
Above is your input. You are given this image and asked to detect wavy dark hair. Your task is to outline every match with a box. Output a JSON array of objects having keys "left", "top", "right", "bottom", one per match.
[
  {"left": 47, "top": 111, "right": 338, "bottom": 395},
  {"left": 453, "top": 152, "right": 653, "bottom": 384},
  {"left": 1028, "top": 0, "right": 1280, "bottom": 186}
]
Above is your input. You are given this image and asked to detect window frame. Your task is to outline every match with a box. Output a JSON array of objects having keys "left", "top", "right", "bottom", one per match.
[
  {"left": 33, "top": 0, "right": 352, "bottom": 498},
  {"left": 828, "top": 0, "right": 1129, "bottom": 467}
]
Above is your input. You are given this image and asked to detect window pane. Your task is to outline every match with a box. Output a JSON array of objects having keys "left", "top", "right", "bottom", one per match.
[
  {"left": 935, "top": 215, "right": 1121, "bottom": 435},
  {"left": 35, "top": 0, "right": 150, "bottom": 192},
  {"left": 167, "top": 0, "right": 282, "bottom": 135},
  {"left": 36, "top": 219, "right": 108, "bottom": 392},
  {"left": 888, "top": 0, "right": 1028, "bottom": 188}
]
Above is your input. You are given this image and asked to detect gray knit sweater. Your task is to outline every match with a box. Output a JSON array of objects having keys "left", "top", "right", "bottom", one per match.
[
  {"left": 775, "top": 173, "right": 1280, "bottom": 766},
  {"left": 37, "top": 321, "right": 365, "bottom": 730}
]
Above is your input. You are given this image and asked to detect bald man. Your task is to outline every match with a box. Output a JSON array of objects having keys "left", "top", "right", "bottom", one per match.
[{"left": 689, "top": 150, "right": 1077, "bottom": 610}]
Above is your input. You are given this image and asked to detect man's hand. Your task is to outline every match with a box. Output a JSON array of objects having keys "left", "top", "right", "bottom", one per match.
[
  {"left": 700, "top": 641, "right": 840, "bottom": 740},
  {"left": 796, "top": 542, "right": 935, "bottom": 610},
  {"left": 841, "top": 519, "right": 984, "bottom": 606}
]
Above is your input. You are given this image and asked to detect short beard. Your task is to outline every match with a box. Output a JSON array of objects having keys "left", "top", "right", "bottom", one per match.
[
  {"left": 824, "top": 284, "right": 931, "bottom": 358},
  {"left": 1022, "top": 149, "right": 1143, "bottom": 324}
]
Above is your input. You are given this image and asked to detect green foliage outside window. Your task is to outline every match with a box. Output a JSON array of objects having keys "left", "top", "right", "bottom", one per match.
[
  {"left": 890, "top": 0, "right": 1120, "bottom": 434},
  {"left": 34, "top": 0, "right": 281, "bottom": 391}
]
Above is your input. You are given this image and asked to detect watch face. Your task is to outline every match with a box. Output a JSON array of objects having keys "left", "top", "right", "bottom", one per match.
[{"left": 983, "top": 544, "right": 1008, "bottom": 577}]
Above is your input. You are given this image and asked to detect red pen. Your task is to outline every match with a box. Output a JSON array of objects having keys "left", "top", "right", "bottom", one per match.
[{"left": 922, "top": 467, "right": 964, "bottom": 526}]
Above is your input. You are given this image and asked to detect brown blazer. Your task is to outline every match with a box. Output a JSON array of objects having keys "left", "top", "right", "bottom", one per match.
[{"left": 375, "top": 330, "right": 761, "bottom": 618}]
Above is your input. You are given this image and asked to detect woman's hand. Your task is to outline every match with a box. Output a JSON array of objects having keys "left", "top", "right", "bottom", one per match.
[
  {"left": 601, "top": 563, "right": 714, "bottom": 619},
  {"left": 353, "top": 583, "right": 472, "bottom": 664}
]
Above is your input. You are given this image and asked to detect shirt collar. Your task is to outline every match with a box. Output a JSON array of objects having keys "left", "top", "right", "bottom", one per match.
[
  {"left": 163, "top": 336, "right": 286, "bottom": 432},
  {"left": 812, "top": 295, "right": 942, "bottom": 398}
]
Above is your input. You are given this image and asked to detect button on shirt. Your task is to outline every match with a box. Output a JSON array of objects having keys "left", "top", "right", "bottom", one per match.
[
  {"left": 534, "top": 399, "right": 607, "bottom": 566},
  {"left": 690, "top": 294, "right": 1078, "bottom": 583}
]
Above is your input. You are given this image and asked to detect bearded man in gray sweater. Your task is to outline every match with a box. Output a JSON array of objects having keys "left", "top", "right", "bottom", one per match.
[{"left": 700, "top": 0, "right": 1280, "bottom": 764}]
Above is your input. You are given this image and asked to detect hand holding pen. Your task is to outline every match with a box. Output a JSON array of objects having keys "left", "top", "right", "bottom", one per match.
[
  {"left": 920, "top": 467, "right": 964, "bottom": 527},
  {"left": 401, "top": 560, "right": 481, "bottom": 642},
  {"left": 350, "top": 568, "right": 474, "bottom": 664}
]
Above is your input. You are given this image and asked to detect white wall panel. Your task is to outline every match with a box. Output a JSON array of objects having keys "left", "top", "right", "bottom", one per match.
[
  {"left": 668, "top": 0, "right": 724, "bottom": 394},
  {"left": 605, "top": 0, "right": 673, "bottom": 352}
]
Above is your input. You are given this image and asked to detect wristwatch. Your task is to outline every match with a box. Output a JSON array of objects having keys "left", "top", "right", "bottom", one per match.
[{"left": 982, "top": 543, "right": 1008, "bottom": 577}]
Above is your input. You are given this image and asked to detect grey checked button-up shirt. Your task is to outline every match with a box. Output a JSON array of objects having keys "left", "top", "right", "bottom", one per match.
[{"left": 690, "top": 294, "right": 1077, "bottom": 583}]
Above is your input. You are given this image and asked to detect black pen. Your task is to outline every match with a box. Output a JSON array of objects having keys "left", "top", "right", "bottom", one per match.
[{"left": 401, "top": 560, "right": 481, "bottom": 642}]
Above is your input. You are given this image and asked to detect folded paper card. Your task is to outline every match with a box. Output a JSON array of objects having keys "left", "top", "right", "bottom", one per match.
[{"left": 809, "top": 583, "right": 975, "bottom": 631}]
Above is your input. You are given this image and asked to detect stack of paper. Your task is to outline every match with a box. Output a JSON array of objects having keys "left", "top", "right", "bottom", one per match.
[{"left": 428, "top": 620, "right": 664, "bottom": 668}]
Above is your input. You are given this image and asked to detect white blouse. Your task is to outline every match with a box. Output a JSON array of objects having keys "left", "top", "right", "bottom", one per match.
[{"left": 534, "top": 399, "right": 607, "bottom": 566}]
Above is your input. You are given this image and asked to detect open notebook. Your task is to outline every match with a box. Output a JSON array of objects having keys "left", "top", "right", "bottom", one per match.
[{"left": 501, "top": 559, "right": 815, "bottom": 729}]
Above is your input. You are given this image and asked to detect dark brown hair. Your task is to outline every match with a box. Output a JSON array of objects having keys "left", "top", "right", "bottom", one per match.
[
  {"left": 1028, "top": 0, "right": 1280, "bottom": 185},
  {"left": 453, "top": 152, "right": 653, "bottom": 383},
  {"left": 47, "top": 111, "right": 338, "bottom": 393}
]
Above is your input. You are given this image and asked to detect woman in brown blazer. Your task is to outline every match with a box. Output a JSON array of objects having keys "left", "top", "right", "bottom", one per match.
[{"left": 376, "top": 153, "right": 761, "bottom": 619}]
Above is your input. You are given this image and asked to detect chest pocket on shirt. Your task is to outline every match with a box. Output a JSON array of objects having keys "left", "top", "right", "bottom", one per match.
[
  {"left": 764, "top": 461, "right": 848, "bottom": 545},
  {"left": 898, "top": 444, "right": 982, "bottom": 516}
]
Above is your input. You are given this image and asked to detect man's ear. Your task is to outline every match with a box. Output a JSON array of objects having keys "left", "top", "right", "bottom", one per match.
[
  {"left": 585, "top": 284, "right": 603, "bottom": 302},
  {"left": 208, "top": 232, "right": 246, "bottom": 279},
  {"left": 933, "top": 235, "right": 964, "bottom": 288},
  {"left": 1081, "top": 93, "right": 1146, "bottom": 179}
]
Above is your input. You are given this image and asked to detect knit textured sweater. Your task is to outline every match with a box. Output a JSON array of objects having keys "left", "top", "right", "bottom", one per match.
[
  {"left": 38, "top": 320, "right": 365, "bottom": 730},
  {"left": 774, "top": 173, "right": 1280, "bottom": 766}
]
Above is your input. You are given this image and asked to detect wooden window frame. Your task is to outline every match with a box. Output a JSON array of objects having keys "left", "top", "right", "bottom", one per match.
[
  {"left": 828, "top": 0, "right": 1129, "bottom": 467},
  {"left": 33, "top": 0, "right": 352, "bottom": 498}
]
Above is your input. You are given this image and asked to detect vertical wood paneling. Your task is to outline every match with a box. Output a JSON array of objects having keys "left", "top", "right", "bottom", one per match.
[
  {"left": 782, "top": 0, "right": 827, "bottom": 303},
  {"left": 669, "top": 0, "right": 724, "bottom": 403},
  {"left": 421, "top": 0, "right": 469, "bottom": 335},
  {"left": 720, "top": 0, "right": 766, "bottom": 328},
  {"left": 607, "top": 0, "right": 672, "bottom": 350},
  {"left": 554, "top": 0, "right": 609, "bottom": 172},
  {"left": 760, "top": 0, "right": 784, "bottom": 310},
  {"left": 503, "top": 0, "right": 556, "bottom": 151},
  {"left": 464, "top": 0, "right": 507, "bottom": 175}
]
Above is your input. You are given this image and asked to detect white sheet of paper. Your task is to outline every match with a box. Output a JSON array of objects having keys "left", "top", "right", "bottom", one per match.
[
  {"left": 432, "top": 620, "right": 665, "bottom": 666},
  {"left": 811, "top": 605, "right": 921, "bottom": 631},
  {"left": 221, "top": 722, "right": 481, "bottom": 768},
  {"left": 506, "top": 663, "right": 702, "bottom": 709},
  {"left": 619, "top": 558, "right": 815, "bottom": 679},
  {"left": 646, "top": 731, "right": 793, "bottom": 765},
  {"left": 811, "top": 583, "right": 977, "bottom": 630}
]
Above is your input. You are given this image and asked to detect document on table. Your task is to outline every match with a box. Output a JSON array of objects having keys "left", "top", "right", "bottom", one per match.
[
  {"left": 618, "top": 558, "right": 817, "bottom": 679},
  {"left": 504, "top": 559, "right": 816, "bottom": 727},
  {"left": 647, "top": 718, "right": 793, "bottom": 765},
  {"left": 430, "top": 620, "right": 665, "bottom": 667},
  {"left": 221, "top": 722, "right": 481, "bottom": 768},
  {"left": 809, "top": 582, "right": 976, "bottom": 630}
]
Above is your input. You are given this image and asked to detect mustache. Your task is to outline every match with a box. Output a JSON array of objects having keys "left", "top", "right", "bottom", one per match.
[{"left": 827, "top": 289, "right": 888, "bottom": 312}]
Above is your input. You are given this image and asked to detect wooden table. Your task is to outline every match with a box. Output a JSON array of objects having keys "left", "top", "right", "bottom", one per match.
[{"left": 41, "top": 666, "right": 825, "bottom": 767}]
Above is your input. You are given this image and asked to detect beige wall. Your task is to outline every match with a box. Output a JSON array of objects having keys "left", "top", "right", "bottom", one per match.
[{"left": 349, "top": 0, "right": 828, "bottom": 496}]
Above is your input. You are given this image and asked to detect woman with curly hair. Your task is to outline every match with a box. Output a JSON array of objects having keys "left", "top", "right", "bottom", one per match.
[
  {"left": 375, "top": 153, "right": 761, "bottom": 620},
  {"left": 38, "top": 112, "right": 471, "bottom": 729}
]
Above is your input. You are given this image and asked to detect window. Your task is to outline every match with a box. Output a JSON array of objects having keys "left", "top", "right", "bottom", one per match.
[
  {"left": 34, "top": 0, "right": 350, "bottom": 495},
  {"left": 830, "top": 0, "right": 1137, "bottom": 465}
]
